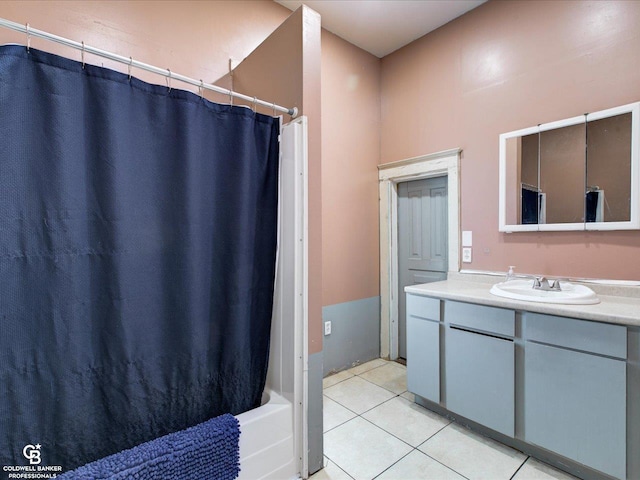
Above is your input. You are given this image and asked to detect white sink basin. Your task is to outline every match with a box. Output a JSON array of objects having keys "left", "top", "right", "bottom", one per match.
[{"left": 490, "top": 279, "right": 600, "bottom": 305}]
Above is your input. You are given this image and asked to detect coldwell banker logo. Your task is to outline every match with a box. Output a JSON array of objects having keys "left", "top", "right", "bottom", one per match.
[
  {"left": 2, "top": 444, "right": 63, "bottom": 479},
  {"left": 22, "top": 445, "right": 41, "bottom": 465}
]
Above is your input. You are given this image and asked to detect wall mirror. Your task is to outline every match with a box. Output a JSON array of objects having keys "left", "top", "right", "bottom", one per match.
[{"left": 499, "top": 102, "right": 640, "bottom": 232}]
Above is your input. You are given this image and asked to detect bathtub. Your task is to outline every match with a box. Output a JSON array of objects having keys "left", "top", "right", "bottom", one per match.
[{"left": 236, "top": 389, "right": 298, "bottom": 480}]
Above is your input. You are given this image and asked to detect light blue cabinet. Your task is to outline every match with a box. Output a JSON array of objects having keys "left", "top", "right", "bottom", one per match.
[
  {"left": 405, "top": 291, "right": 632, "bottom": 480},
  {"left": 406, "top": 294, "right": 440, "bottom": 402},
  {"left": 444, "top": 301, "right": 515, "bottom": 437},
  {"left": 524, "top": 313, "right": 627, "bottom": 480}
]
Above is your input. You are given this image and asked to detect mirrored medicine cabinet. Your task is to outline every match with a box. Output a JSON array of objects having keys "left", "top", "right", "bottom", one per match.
[{"left": 499, "top": 102, "right": 640, "bottom": 232}]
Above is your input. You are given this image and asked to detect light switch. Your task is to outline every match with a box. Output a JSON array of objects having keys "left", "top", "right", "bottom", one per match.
[
  {"left": 462, "top": 247, "right": 472, "bottom": 263},
  {"left": 462, "top": 231, "right": 473, "bottom": 247}
]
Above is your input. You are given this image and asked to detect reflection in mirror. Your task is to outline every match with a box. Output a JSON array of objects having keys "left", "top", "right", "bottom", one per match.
[
  {"left": 520, "top": 133, "right": 539, "bottom": 224},
  {"left": 503, "top": 136, "right": 520, "bottom": 226},
  {"left": 539, "top": 122, "right": 586, "bottom": 224},
  {"left": 586, "top": 113, "right": 632, "bottom": 222},
  {"left": 504, "top": 134, "right": 540, "bottom": 226}
]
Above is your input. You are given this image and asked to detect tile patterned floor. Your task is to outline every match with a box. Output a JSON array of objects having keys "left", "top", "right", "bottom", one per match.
[{"left": 311, "top": 359, "right": 579, "bottom": 480}]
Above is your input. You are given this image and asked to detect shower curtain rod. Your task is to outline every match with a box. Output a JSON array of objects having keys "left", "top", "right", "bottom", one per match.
[{"left": 0, "top": 17, "right": 298, "bottom": 117}]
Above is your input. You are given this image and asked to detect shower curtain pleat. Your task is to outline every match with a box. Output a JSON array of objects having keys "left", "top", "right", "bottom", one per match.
[{"left": 0, "top": 45, "right": 279, "bottom": 472}]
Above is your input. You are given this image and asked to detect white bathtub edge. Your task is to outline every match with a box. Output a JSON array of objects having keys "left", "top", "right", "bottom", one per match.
[{"left": 236, "top": 389, "right": 297, "bottom": 480}]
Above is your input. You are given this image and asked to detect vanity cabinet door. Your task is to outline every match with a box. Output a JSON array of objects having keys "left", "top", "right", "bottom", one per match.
[
  {"left": 524, "top": 342, "right": 626, "bottom": 479},
  {"left": 406, "top": 294, "right": 440, "bottom": 403},
  {"left": 445, "top": 326, "right": 515, "bottom": 437}
]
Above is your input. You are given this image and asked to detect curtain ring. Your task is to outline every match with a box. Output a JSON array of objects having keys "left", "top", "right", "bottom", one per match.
[
  {"left": 166, "top": 69, "right": 171, "bottom": 92},
  {"left": 252, "top": 96, "right": 257, "bottom": 113},
  {"left": 25, "top": 23, "right": 31, "bottom": 52},
  {"left": 272, "top": 102, "right": 277, "bottom": 117},
  {"left": 199, "top": 79, "right": 204, "bottom": 99},
  {"left": 229, "top": 89, "right": 233, "bottom": 106},
  {"left": 81, "top": 41, "right": 85, "bottom": 69},
  {"left": 128, "top": 56, "right": 133, "bottom": 80}
]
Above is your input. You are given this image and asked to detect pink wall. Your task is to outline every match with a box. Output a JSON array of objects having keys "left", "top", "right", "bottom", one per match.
[
  {"left": 321, "top": 30, "right": 381, "bottom": 306},
  {"left": 0, "top": 1, "right": 290, "bottom": 97},
  {"left": 381, "top": 0, "right": 640, "bottom": 280},
  {"left": 231, "top": 7, "right": 323, "bottom": 354},
  {"left": 539, "top": 124, "right": 585, "bottom": 224},
  {"left": 303, "top": 11, "right": 324, "bottom": 353},
  {"left": 587, "top": 114, "right": 632, "bottom": 222}
]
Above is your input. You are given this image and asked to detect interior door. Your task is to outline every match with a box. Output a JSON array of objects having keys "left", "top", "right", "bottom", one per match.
[{"left": 398, "top": 176, "right": 448, "bottom": 359}]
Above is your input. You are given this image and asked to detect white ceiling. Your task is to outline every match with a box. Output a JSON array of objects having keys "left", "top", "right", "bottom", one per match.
[{"left": 275, "top": 0, "right": 486, "bottom": 58}]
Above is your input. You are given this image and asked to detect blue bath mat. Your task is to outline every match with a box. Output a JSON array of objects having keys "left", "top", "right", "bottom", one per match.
[{"left": 59, "top": 413, "right": 240, "bottom": 479}]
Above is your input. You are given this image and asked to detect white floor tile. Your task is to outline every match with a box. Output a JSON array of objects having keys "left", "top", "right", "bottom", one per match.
[
  {"left": 400, "top": 391, "right": 415, "bottom": 402},
  {"left": 362, "top": 397, "right": 450, "bottom": 447},
  {"left": 309, "top": 457, "right": 354, "bottom": 480},
  {"left": 324, "top": 395, "right": 357, "bottom": 432},
  {"left": 513, "top": 458, "right": 580, "bottom": 480},
  {"left": 322, "top": 366, "right": 581, "bottom": 480},
  {"left": 324, "top": 376, "right": 396, "bottom": 415},
  {"left": 376, "top": 450, "right": 465, "bottom": 480},
  {"left": 359, "top": 362, "right": 407, "bottom": 394},
  {"left": 323, "top": 369, "right": 355, "bottom": 389},
  {"left": 324, "top": 417, "right": 412, "bottom": 480},
  {"left": 348, "top": 358, "right": 387, "bottom": 375},
  {"left": 419, "top": 423, "right": 527, "bottom": 480}
]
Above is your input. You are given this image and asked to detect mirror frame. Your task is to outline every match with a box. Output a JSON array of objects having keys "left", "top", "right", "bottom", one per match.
[{"left": 498, "top": 101, "right": 640, "bottom": 232}]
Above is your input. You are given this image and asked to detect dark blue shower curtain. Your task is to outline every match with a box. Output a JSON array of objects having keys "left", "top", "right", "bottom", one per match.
[{"left": 0, "top": 45, "right": 279, "bottom": 472}]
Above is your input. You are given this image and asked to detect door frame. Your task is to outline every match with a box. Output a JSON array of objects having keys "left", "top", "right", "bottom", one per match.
[{"left": 378, "top": 148, "right": 461, "bottom": 360}]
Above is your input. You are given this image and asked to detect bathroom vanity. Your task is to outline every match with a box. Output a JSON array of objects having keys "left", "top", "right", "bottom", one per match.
[{"left": 405, "top": 275, "right": 640, "bottom": 480}]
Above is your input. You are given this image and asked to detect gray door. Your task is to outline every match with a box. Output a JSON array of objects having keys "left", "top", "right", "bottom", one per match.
[{"left": 398, "top": 176, "right": 448, "bottom": 359}]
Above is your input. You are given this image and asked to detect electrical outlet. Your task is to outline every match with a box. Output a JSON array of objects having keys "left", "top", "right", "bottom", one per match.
[
  {"left": 462, "top": 247, "right": 472, "bottom": 263},
  {"left": 324, "top": 321, "right": 331, "bottom": 336}
]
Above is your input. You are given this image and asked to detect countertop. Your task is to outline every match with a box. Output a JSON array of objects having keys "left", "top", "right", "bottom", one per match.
[{"left": 405, "top": 274, "right": 640, "bottom": 327}]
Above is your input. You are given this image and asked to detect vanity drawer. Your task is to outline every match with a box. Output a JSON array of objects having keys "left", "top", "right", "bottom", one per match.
[
  {"left": 525, "top": 312, "right": 627, "bottom": 359},
  {"left": 445, "top": 325, "right": 515, "bottom": 437},
  {"left": 524, "top": 341, "right": 626, "bottom": 479},
  {"left": 444, "top": 301, "right": 515, "bottom": 337},
  {"left": 407, "top": 294, "right": 440, "bottom": 322}
]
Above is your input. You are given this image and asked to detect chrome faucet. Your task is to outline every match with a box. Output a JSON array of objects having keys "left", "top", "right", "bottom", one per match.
[{"left": 533, "top": 276, "right": 562, "bottom": 291}]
